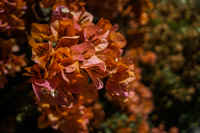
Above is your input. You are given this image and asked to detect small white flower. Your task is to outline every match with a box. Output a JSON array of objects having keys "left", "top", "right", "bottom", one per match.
[
  {"left": 61, "top": 8, "right": 69, "bottom": 13},
  {"left": 50, "top": 89, "right": 59, "bottom": 98},
  {"left": 40, "top": 87, "right": 50, "bottom": 95}
]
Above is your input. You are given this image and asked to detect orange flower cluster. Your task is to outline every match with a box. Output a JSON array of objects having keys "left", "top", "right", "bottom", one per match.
[
  {"left": 0, "top": 0, "right": 26, "bottom": 32},
  {"left": 37, "top": 73, "right": 105, "bottom": 132},
  {"left": 37, "top": 96, "right": 94, "bottom": 133},
  {"left": 0, "top": 37, "right": 27, "bottom": 88},
  {"left": 38, "top": 97, "right": 106, "bottom": 132},
  {"left": 24, "top": 5, "right": 135, "bottom": 107}
]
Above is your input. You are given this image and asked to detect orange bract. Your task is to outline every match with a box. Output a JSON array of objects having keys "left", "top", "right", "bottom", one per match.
[{"left": 24, "top": 7, "right": 134, "bottom": 126}]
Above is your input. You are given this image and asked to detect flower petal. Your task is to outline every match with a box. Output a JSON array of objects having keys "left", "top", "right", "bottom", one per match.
[
  {"left": 86, "top": 68, "right": 103, "bottom": 90},
  {"left": 31, "top": 23, "right": 52, "bottom": 40},
  {"left": 65, "top": 61, "right": 79, "bottom": 73},
  {"left": 81, "top": 55, "right": 106, "bottom": 71},
  {"left": 109, "top": 32, "right": 127, "bottom": 48},
  {"left": 94, "top": 38, "right": 108, "bottom": 52},
  {"left": 70, "top": 41, "right": 95, "bottom": 61}
]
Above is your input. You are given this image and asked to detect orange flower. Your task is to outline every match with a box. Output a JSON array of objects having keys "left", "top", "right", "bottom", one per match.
[
  {"left": 51, "top": 19, "right": 76, "bottom": 41},
  {"left": 32, "top": 75, "right": 68, "bottom": 105},
  {"left": 96, "top": 18, "right": 112, "bottom": 34},
  {"left": 108, "top": 32, "right": 127, "bottom": 49},
  {"left": 31, "top": 23, "right": 53, "bottom": 42},
  {"left": 70, "top": 40, "right": 95, "bottom": 61},
  {"left": 25, "top": 5, "right": 133, "bottom": 107},
  {"left": 29, "top": 39, "right": 53, "bottom": 68},
  {"left": 105, "top": 58, "right": 135, "bottom": 104},
  {"left": 74, "top": 8, "right": 94, "bottom": 27},
  {"left": 55, "top": 36, "right": 79, "bottom": 49},
  {"left": 23, "top": 64, "right": 43, "bottom": 79},
  {"left": 93, "top": 54, "right": 117, "bottom": 78},
  {"left": 81, "top": 55, "right": 106, "bottom": 90},
  {"left": 38, "top": 96, "right": 94, "bottom": 133}
]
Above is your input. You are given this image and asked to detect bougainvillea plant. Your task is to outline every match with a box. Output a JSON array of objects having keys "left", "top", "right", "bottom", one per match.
[{"left": 24, "top": 5, "right": 135, "bottom": 132}]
